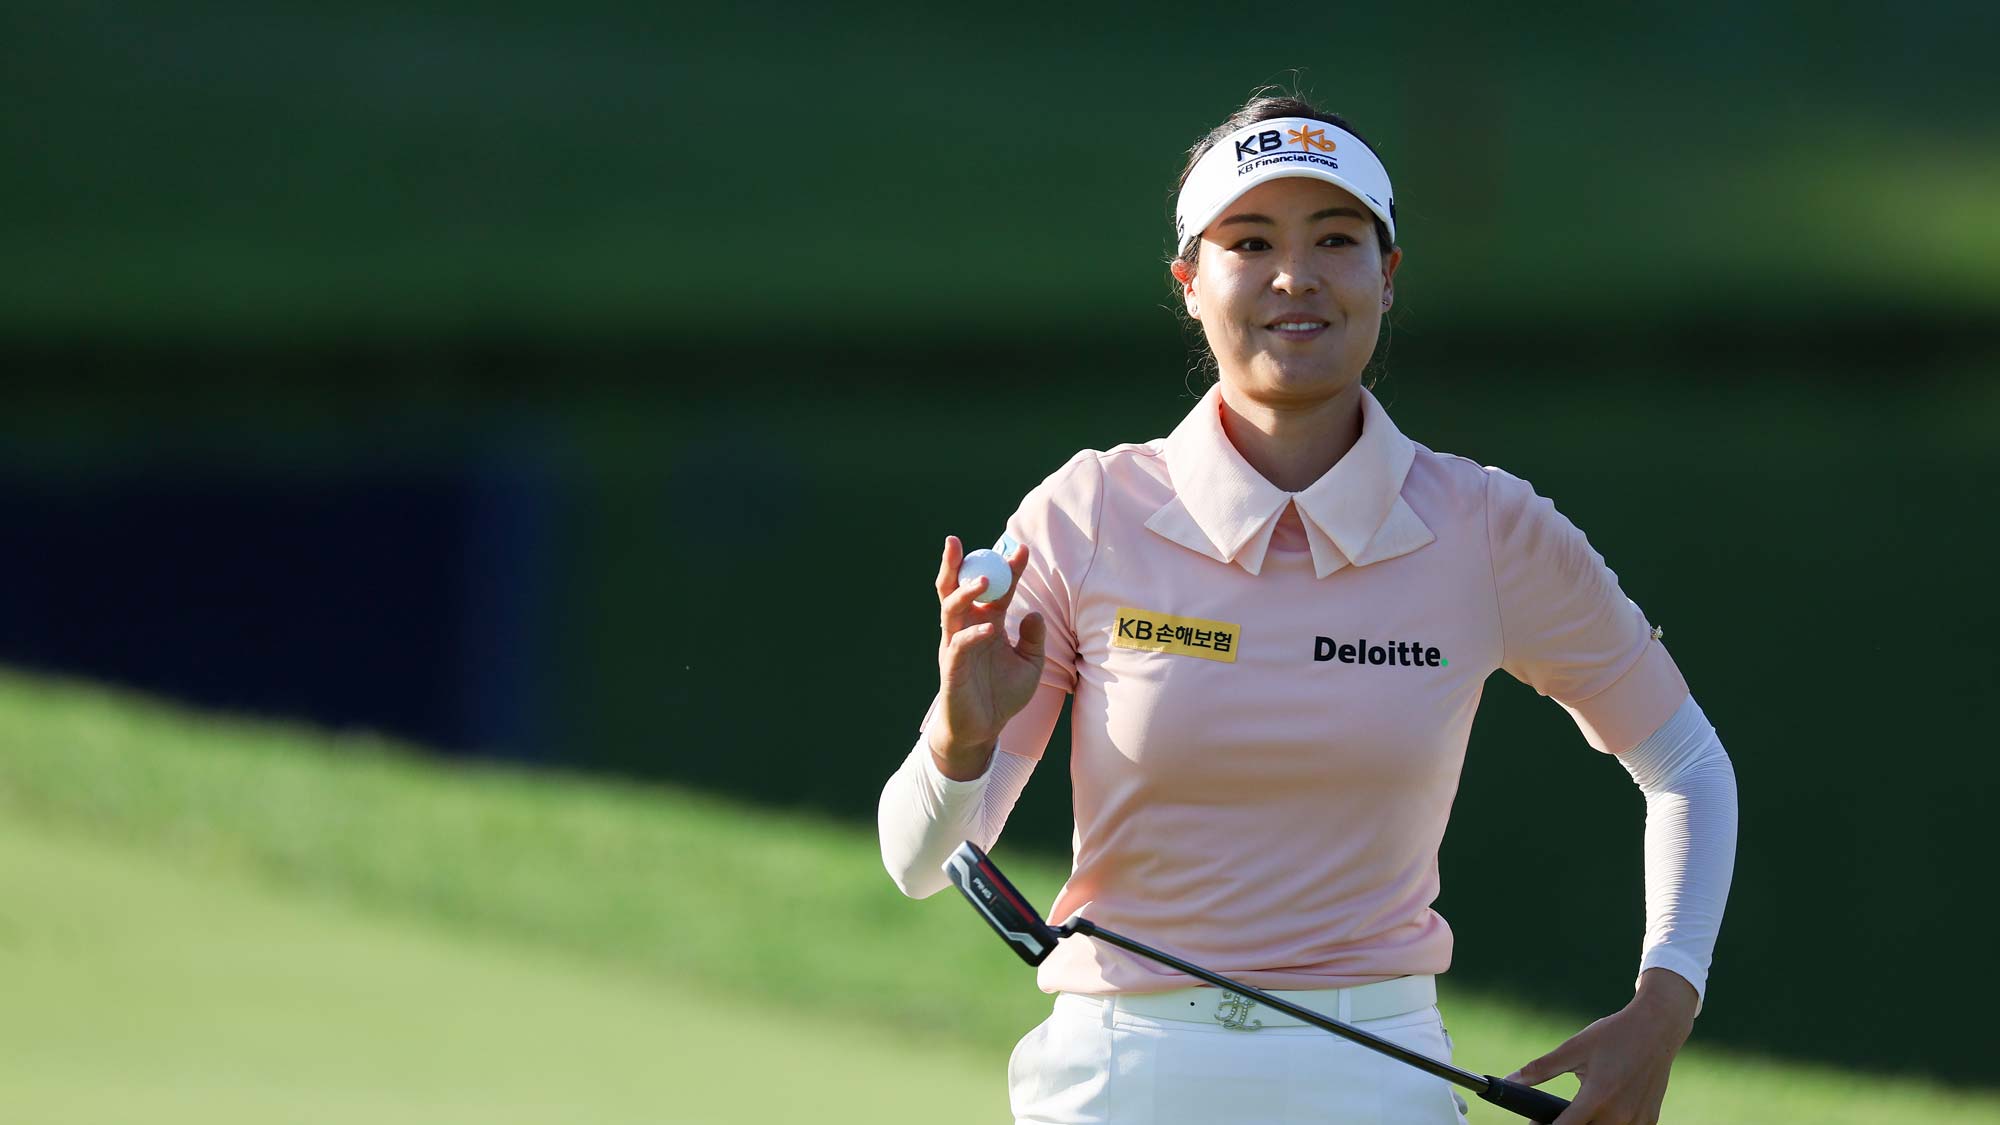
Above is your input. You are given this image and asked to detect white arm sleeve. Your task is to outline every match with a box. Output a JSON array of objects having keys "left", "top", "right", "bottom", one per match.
[
  {"left": 1614, "top": 693, "right": 1738, "bottom": 1017},
  {"left": 876, "top": 682, "right": 1064, "bottom": 899}
]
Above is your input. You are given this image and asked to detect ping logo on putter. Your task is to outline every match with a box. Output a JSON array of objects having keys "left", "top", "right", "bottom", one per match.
[{"left": 944, "top": 844, "right": 1057, "bottom": 966}]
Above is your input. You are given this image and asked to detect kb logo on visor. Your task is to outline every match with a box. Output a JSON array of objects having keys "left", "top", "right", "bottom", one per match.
[{"left": 1233, "top": 126, "right": 1338, "bottom": 162}]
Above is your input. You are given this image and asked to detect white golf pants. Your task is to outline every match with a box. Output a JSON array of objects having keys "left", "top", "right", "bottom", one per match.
[{"left": 1008, "top": 989, "right": 1472, "bottom": 1124}]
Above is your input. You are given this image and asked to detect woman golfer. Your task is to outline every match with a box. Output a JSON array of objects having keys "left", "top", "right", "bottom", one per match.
[{"left": 879, "top": 93, "right": 1737, "bottom": 1125}]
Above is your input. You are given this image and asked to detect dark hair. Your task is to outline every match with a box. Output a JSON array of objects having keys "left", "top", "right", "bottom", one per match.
[{"left": 1170, "top": 92, "right": 1397, "bottom": 279}]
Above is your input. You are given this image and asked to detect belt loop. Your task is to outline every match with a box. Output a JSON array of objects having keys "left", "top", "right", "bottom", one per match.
[
  {"left": 1100, "top": 994, "right": 1116, "bottom": 1030},
  {"left": 1338, "top": 989, "right": 1352, "bottom": 1023}
]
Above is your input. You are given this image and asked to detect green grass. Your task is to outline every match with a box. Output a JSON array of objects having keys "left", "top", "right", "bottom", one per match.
[
  {"left": 2, "top": 667, "right": 1996, "bottom": 1122},
  {"left": 0, "top": 819, "right": 997, "bottom": 1122}
]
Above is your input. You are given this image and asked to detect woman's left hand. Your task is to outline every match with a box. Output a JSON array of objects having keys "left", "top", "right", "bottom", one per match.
[{"left": 1503, "top": 968, "right": 1699, "bottom": 1124}]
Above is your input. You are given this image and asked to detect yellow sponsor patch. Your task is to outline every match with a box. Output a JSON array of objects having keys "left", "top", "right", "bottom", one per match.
[{"left": 1112, "top": 607, "right": 1241, "bottom": 663}]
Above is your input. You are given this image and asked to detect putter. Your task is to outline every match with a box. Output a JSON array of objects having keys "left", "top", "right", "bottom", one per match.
[{"left": 944, "top": 841, "right": 1572, "bottom": 1124}]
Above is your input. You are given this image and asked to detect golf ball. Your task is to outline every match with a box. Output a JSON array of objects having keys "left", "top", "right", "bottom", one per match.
[{"left": 959, "top": 548, "right": 1013, "bottom": 604}]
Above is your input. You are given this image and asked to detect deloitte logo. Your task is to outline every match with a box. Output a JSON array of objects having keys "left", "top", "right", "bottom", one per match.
[{"left": 1313, "top": 637, "right": 1447, "bottom": 668}]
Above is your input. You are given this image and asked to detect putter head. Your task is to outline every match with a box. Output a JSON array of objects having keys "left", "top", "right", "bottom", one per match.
[{"left": 943, "top": 841, "right": 1065, "bottom": 966}]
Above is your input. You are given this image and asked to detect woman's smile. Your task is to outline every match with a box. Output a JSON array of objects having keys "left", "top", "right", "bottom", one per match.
[{"left": 1263, "top": 313, "right": 1332, "bottom": 342}]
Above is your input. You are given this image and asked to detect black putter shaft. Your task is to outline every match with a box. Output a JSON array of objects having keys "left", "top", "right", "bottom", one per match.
[
  {"left": 944, "top": 841, "right": 1570, "bottom": 1124},
  {"left": 1058, "top": 917, "right": 1568, "bottom": 1123}
]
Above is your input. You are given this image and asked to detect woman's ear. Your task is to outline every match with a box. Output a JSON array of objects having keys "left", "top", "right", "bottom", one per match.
[
  {"left": 1379, "top": 246, "right": 1403, "bottom": 310},
  {"left": 1170, "top": 259, "right": 1199, "bottom": 318}
]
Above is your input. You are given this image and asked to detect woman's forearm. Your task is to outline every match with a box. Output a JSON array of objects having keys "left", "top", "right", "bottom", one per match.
[
  {"left": 878, "top": 733, "right": 1012, "bottom": 898},
  {"left": 877, "top": 683, "right": 1064, "bottom": 898},
  {"left": 1616, "top": 694, "right": 1739, "bottom": 1017}
]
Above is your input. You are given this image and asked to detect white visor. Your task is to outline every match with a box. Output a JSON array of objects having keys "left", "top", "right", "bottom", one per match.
[{"left": 1174, "top": 116, "right": 1396, "bottom": 251}]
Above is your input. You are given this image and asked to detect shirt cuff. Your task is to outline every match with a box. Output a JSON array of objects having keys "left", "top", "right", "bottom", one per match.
[
  {"left": 1637, "top": 950, "right": 1707, "bottom": 1018},
  {"left": 917, "top": 728, "right": 995, "bottom": 800}
]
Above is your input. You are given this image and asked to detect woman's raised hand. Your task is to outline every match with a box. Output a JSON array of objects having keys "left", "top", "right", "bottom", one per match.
[{"left": 931, "top": 535, "right": 1046, "bottom": 780}]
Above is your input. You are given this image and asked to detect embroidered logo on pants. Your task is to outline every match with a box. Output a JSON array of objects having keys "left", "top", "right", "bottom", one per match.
[{"left": 1214, "top": 991, "right": 1264, "bottom": 1031}]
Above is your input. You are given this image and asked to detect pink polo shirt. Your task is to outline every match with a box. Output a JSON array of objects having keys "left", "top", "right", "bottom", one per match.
[{"left": 922, "top": 382, "right": 1689, "bottom": 995}]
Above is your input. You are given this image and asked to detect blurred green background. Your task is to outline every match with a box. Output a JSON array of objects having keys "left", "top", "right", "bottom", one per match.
[{"left": 3, "top": 1, "right": 1997, "bottom": 1120}]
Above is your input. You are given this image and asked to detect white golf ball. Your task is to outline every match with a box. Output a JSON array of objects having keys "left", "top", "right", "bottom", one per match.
[{"left": 959, "top": 548, "right": 1013, "bottom": 604}]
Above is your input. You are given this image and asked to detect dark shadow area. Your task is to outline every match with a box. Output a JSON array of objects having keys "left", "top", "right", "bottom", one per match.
[{"left": 0, "top": 459, "right": 558, "bottom": 761}]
